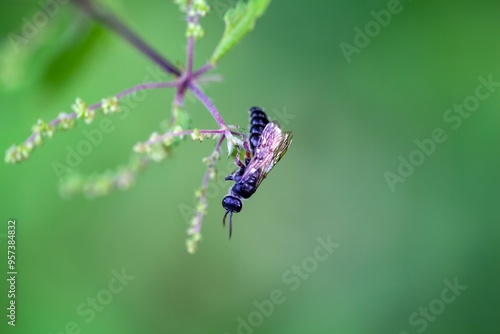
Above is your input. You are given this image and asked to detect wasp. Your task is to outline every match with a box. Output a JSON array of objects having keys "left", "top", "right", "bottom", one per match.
[{"left": 222, "top": 107, "right": 293, "bottom": 238}]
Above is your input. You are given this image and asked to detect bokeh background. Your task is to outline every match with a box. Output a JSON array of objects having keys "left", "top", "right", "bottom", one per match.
[{"left": 1, "top": 0, "right": 500, "bottom": 333}]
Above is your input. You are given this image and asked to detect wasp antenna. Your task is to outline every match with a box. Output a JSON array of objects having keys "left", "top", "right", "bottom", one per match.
[
  {"left": 229, "top": 212, "right": 233, "bottom": 240},
  {"left": 223, "top": 210, "right": 229, "bottom": 227}
]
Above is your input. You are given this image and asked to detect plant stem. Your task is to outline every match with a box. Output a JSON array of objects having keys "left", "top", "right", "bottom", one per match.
[
  {"left": 25, "top": 80, "right": 178, "bottom": 148},
  {"left": 72, "top": 0, "right": 182, "bottom": 77},
  {"left": 86, "top": 81, "right": 178, "bottom": 111},
  {"left": 115, "top": 81, "right": 178, "bottom": 99},
  {"left": 174, "top": 87, "right": 185, "bottom": 107},
  {"left": 188, "top": 82, "right": 226, "bottom": 129},
  {"left": 192, "top": 63, "right": 214, "bottom": 79},
  {"left": 190, "top": 135, "right": 225, "bottom": 235},
  {"left": 142, "top": 129, "right": 227, "bottom": 146},
  {"left": 186, "top": 35, "right": 194, "bottom": 77},
  {"left": 185, "top": 13, "right": 199, "bottom": 78},
  {"left": 72, "top": 1, "right": 228, "bottom": 131}
]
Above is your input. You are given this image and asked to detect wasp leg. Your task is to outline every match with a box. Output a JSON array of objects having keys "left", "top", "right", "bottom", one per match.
[
  {"left": 232, "top": 144, "right": 246, "bottom": 168},
  {"left": 226, "top": 144, "right": 247, "bottom": 182},
  {"left": 243, "top": 136, "right": 252, "bottom": 165}
]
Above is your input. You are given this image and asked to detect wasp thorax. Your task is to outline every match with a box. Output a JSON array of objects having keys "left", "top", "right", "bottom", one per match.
[{"left": 232, "top": 182, "right": 256, "bottom": 199}]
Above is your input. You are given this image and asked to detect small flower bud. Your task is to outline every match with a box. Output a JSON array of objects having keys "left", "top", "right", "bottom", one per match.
[
  {"left": 133, "top": 143, "right": 149, "bottom": 154},
  {"left": 196, "top": 202, "right": 207, "bottom": 214},
  {"left": 5, "top": 145, "right": 21, "bottom": 163},
  {"left": 174, "top": 0, "right": 189, "bottom": 12},
  {"left": 190, "top": 129, "right": 204, "bottom": 141},
  {"left": 72, "top": 98, "right": 94, "bottom": 124},
  {"left": 149, "top": 144, "right": 168, "bottom": 162},
  {"left": 186, "top": 22, "right": 204, "bottom": 39},
  {"left": 162, "top": 136, "right": 173, "bottom": 147},
  {"left": 58, "top": 112, "right": 76, "bottom": 130},
  {"left": 208, "top": 168, "right": 216, "bottom": 180},
  {"left": 101, "top": 96, "right": 120, "bottom": 114},
  {"left": 193, "top": 0, "right": 210, "bottom": 16},
  {"left": 194, "top": 188, "right": 204, "bottom": 198},
  {"left": 33, "top": 133, "right": 43, "bottom": 146}
]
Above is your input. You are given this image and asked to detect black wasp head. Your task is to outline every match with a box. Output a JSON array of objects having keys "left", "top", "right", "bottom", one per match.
[{"left": 222, "top": 195, "right": 242, "bottom": 239}]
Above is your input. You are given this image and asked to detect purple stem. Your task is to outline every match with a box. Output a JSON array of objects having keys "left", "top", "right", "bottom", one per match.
[
  {"left": 186, "top": 35, "right": 194, "bottom": 77},
  {"left": 72, "top": 0, "right": 181, "bottom": 77},
  {"left": 185, "top": 13, "right": 200, "bottom": 77},
  {"left": 191, "top": 135, "right": 226, "bottom": 234},
  {"left": 188, "top": 83, "right": 226, "bottom": 129},
  {"left": 115, "top": 81, "right": 178, "bottom": 99},
  {"left": 144, "top": 129, "right": 227, "bottom": 146},
  {"left": 174, "top": 88, "right": 185, "bottom": 107},
  {"left": 27, "top": 80, "right": 178, "bottom": 146},
  {"left": 192, "top": 63, "right": 214, "bottom": 79},
  {"left": 181, "top": 2, "right": 200, "bottom": 109},
  {"left": 71, "top": 1, "right": 228, "bottom": 138}
]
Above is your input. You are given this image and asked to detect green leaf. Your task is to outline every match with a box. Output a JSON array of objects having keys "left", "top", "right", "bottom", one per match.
[{"left": 210, "top": 0, "right": 271, "bottom": 65}]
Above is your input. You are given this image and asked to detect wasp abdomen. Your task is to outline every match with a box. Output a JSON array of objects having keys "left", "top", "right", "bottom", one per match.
[
  {"left": 249, "top": 107, "right": 269, "bottom": 153},
  {"left": 249, "top": 106, "right": 267, "bottom": 119}
]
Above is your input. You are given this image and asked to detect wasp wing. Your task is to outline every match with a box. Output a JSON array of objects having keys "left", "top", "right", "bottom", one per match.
[{"left": 241, "top": 122, "right": 293, "bottom": 190}]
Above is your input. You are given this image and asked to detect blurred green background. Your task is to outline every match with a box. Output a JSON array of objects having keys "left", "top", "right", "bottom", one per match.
[{"left": 1, "top": 0, "right": 500, "bottom": 333}]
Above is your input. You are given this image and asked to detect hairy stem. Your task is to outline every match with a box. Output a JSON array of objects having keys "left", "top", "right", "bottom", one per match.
[
  {"left": 185, "top": 11, "right": 199, "bottom": 78},
  {"left": 192, "top": 63, "right": 214, "bottom": 79},
  {"left": 25, "top": 81, "right": 178, "bottom": 148},
  {"left": 188, "top": 82, "right": 227, "bottom": 129},
  {"left": 72, "top": 1, "right": 227, "bottom": 132},
  {"left": 174, "top": 87, "right": 185, "bottom": 108},
  {"left": 141, "top": 129, "right": 227, "bottom": 146},
  {"left": 190, "top": 135, "right": 225, "bottom": 235},
  {"left": 116, "top": 81, "right": 179, "bottom": 99}
]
